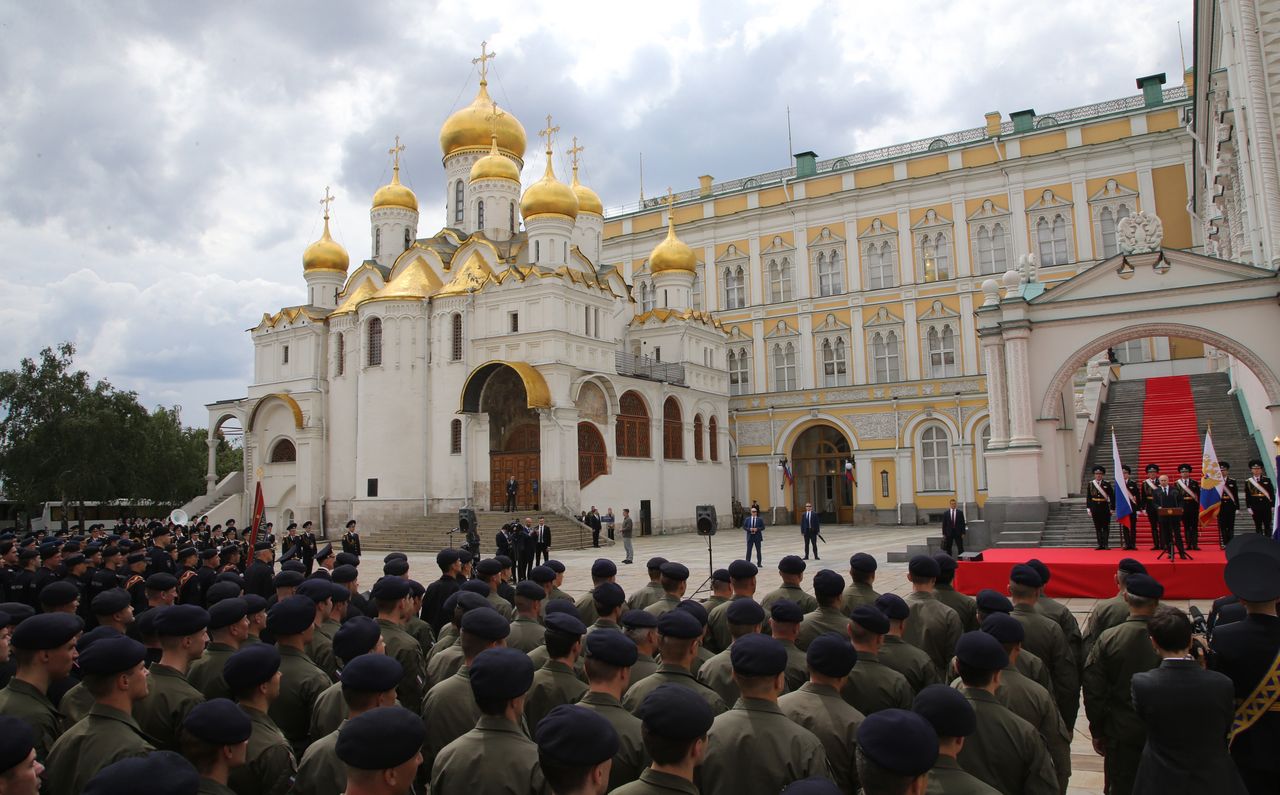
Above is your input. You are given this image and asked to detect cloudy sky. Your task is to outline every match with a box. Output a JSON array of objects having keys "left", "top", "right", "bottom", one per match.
[{"left": 0, "top": 0, "right": 1189, "bottom": 426}]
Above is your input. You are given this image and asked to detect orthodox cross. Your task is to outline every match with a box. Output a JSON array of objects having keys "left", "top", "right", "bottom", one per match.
[
  {"left": 320, "top": 186, "right": 334, "bottom": 220},
  {"left": 539, "top": 114, "right": 560, "bottom": 155},
  {"left": 473, "top": 41, "right": 495, "bottom": 83},
  {"left": 388, "top": 135, "right": 405, "bottom": 171},
  {"left": 485, "top": 102, "right": 505, "bottom": 140},
  {"left": 568, "top": 137, "right": 584, "bottom": 170}
]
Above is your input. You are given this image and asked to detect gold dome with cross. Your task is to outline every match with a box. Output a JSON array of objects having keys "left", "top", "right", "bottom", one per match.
[
  {"left": 439, "top": 42, "right": 528, "bottom": 160},
  {"left": 520, "top": 115, "right": 579, "bottom": 220},
  {"left": 372, "top": 136, "right": 419, "bottom": 211}
]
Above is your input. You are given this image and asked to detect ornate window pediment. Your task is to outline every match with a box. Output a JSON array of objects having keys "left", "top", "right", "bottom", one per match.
[
  {"left": 864, "top": 306, "right": 903, "bottom": 328},
  {"left": 967, "top": 200, "right": 1012, "bottom": 276},
  {"left": 764, "top": 319, "right": 799, "bottom": 338},
  {"left": 1027, "top": 189, "right": 1074, "bottom": 266},
  {"left": 859, "top": 218, "right": 899, "bottom": 289},
  {"left": 1089, "top": 179, "right": 1139, "bottom": 258},
  {"left": 911, "top": 209, "right": 953, "bottom": 282},
  {"left": 813, "top": 313, "right": 851, "bottom": 333}
]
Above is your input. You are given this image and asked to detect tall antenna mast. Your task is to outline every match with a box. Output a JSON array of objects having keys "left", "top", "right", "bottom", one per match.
[
  {"left": 786, "top": 105, "right": 794, "bottom": 165},
  {"left": 1177, "top": 20, "right": 1187, "bottom": 74},
  {"left": 639, "top": 151, "right": 645, "bottom": 203}
]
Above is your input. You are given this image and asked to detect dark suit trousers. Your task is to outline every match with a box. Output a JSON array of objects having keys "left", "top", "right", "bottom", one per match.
[
  {"left": 1090, "top": 506, "right": 1111, "bottom": 548},
  {"left": 1146, "top": 507, "right": 1162, "bottom": 549},
  {"left": 942, "top": 532, "right": 963, "bottom": 556},
  {"left": 745, "top": 531, "right": 762, "bottom": 564},
  {"left": 1161, "top": 515, "right": 1188, "bottom": 557},
  {"left": 803, "top": 531, "right": 819, "bottom": 559},
  {"left": 505, "top": 492, "right": 517, "bottom": 511},
  {"left": 1220, "top": 506, "right": 1236, "bottom": 546},
  {"left": 1182, "top": 505, "right": 1200, "bottom": 548}
]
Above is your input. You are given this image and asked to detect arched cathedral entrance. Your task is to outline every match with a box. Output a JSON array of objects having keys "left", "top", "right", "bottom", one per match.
[
  {"left": 791, "top": 425, "right": 854, "bottom": 524},
  {"left": 460, "top": 361, "right": 551, "bottom": 511}
]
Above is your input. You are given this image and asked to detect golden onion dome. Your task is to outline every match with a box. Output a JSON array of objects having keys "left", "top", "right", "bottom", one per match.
[
  {"left": 520, "top": 151, "right": 579, "bottom": 220},
  {"left": 303, "top": 214, "right": 350, "bottom": 274},
  {"left": 571, "top": 165, "right": 603, "bottom": 216},
  {"left": 372, "top": 165, "right": 418, "bottom": 212},
  {"left": 469, "top": 134, "right": 521, "bottom": 183},
  {"left": 649, "top": 207, "right": 696, "bottom": 274},
  {"left": 439, "top": 80, "right": 527, "bottom": 160}
]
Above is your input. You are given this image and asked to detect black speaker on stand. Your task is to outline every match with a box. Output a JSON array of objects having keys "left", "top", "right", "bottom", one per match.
[
  {"left": 455, "top": 508, "right": 477, "bottom": 552},
  {"left": 691, "top": 505, "right": 718, "bottom": 596}
]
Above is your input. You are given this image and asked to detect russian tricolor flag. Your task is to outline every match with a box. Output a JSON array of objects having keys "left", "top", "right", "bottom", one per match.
[{"left": 1112, "top": 430, "right": 1134, "bottom": 521}]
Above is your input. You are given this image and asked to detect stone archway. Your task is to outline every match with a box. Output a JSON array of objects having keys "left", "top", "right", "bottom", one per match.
[
  {"left": 460, "top": 362, "right": 548, "bottom": 511},
  {"left": 789, "top": 424, "right": 854, "bottom": 524}
]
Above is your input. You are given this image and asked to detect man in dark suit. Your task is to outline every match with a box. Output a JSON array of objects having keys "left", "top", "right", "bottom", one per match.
[
  {"left": 1153, "top": 475, "right": 1189, "bottom": 559},
  {"left": 799, "top": 502, "right": 821, "bottom": 560},
  {"left": 513, "top": 519, "right": 536, "bottom": 581},
  {"left": 941, "top": 498, "right": 966, "bottom": 556},
  {"left": 505, "top": 476, "right": 519, "bottom": 512},
  {"left": 1087, "top": 465, "right": 1115, "bottom": 550},
  {"left": 742, "top": 505, "right": 764, "bottom": 566},
  {"left": 494, "top": 523, "right": 512, "bottom": 560},
  {"left": 1132, "top": 606, "right": 1246, "bottom": 795},
  {"left": 585, "top": 507, "right": 603, "bottom": 549},
  {"left": 1220, "top": 461, "right": 1240, "bottom": 548},
  {"left": 533, "top": 518, "right": 551, "bottom": 565},
  {"left": 1141, "top": 464, "right": 1163, "bottom": 550},
  {"left": 1176, "top": 463, "right": 1201, "bottom": 550}
]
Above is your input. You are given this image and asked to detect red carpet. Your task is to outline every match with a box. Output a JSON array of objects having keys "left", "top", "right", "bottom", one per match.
[
  {"left": 956, "top": 547, "right": 1227, "bottom": 599},
  {"left": 1134, "top": 375, "right": 1211, "bottom": 544}
]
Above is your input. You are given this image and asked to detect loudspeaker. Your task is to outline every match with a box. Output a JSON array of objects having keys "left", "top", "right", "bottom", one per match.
[
  {"left": 696, "top": 505, "right": 718, "bottom": 536},
  {"left": 457, "top": 508, "right": 477, "bottom": 534},
  {"left": 958, "top": 551, "right": 983, "bottom": 562}
]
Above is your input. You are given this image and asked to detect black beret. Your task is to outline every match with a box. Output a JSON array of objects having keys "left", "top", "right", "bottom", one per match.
[
  {"left": 242, "top": 594, "right": 268, "bottom": 615},
  {"left": 856, "top": 709, "right": 938, "bottom": 776},
  {"left": 912, "top": 684, "right": 976, "bottom": 738},
  {"left": 78, "top": 634, "right": 146, "bottom": 676},
  {"left": 622, "top": 609, "right": 659, "bottom": 630},
  {"left": 296, "top": 579, "right": 335, "bottom": 603},
  {"left": 0, "top": 715, "right": 35, "bottom": 774},
  {"left": 812, "top": 569, "right": 845, "bottom": 597},
  {"left": 546, "top": 559, "right": 565, "bottom": 573},
  {"left": 272, "top": 571, "right": 304, "bottom": 589},
  {"left": 212, "top": 573, "right": 244, "bottom": 591},
  {"left": 711, "top": 568, "right": 731, "bottom": 583},
  {"left": 536, "top": 704, "right": 620, "bottom": 766},
  {"left": 11, "top": 612, "right": 83, "bottom": 650},
  {"left": 253, "top": 541, "right": 273, "bottom": 552},
  {"left": 806, "top": 632, "right": 857, "bottom": 678},
  {"left": 469, "top": 647, "right": 534, "bottom": 701},
  {"left": 1092, "top": 465, "right": 1106, "bottom": 474},
  {"left": 383, "top": 552, "right": 408, "bottom": 563},
  {"left": 955, "top": 630, "right": 1009, "bottom": 671},
  {"left": 545, "top": 600, "right": 580, "bottom": 620},
  {"left": 208, "top": 598, "right": 248, "bottom": 630},
  {"left": 340, "top": 654, "right": 404, "bottom": 693},
  {"left": 592, "top": 582, "right": 625, "bottom": 609},
  {"left": 135, "top": 608, "right": 162, "bottom": 638},
  {"left": 91, "top": 588, "right": 131, "bottom": 615},
  {"left": 455, "top": 591, "right": 490, "bottom": 614},
  {"left": 333, "top": 616, "right": 382, "bottom": 663},
  {"left": 19, "top": 549, "right": 41, "bottom": 562},
  {"left": 38, "top": 542, "right": 61, "bottom": 557},
  {"left": 545, "top": 612, "right": 586, "bottom": 636},
  {"left": 1125, "top": 573, "right": 1164, "bottom": 599},
  {"left": 83, "top": 751, "right": 199, "bottom": 795},
  {"left": 646, "top": 557, "right": 668, "bottom": 571},
  {"left": 778, "top": 555, "right": 806, "bottom": 574},
  {"left": 146, "top": 573, "right": 178, "bottom": 591},
  {"left": 0, "top": 611, "right": 8, "bottom": 631},
  {"left": 1009, "top": 564, "right": 1043, "bottom": 588},
  {"left": 517, "top": 580, "right": 547, "bottom": 601},
  {"left": 78, "top": 626, "right": 121, "bottom": 652},
  {"left": 125, "top": 552, "right": 146, "bottom": 564},
  {"left": 39, "top": 581, "right": 80, "bottom": 607},
  {"left": 932, "top": 552, "right": 958, "bottom": 576},
  {"left": 908, "top": 555, "right": 940, "bottom": 579},
  {"left": 770, "top": 599, "right": 804, "bottom": 624},
  {"left": 315, "top": 543, "right": 333, "bottom": 561},
  {"left": 874, "top": 593, "right": 910, "bottom": 621},
  {"left": 0, "top": 603, "right": 32, "bottom": 624},
  {"left": 154, "top": 605, "right": 210, "bottom": 637},
  {"left": 850, "top": 606, "right": 889, "bottom": 635},
  {"left": 335, "top": 552, "right": 360, "bottom": 567},
  {"left": 199, "top": 549, "right": 219, "bottom": 560},
  {"left": 336, "top": 706, "right": 426, "bottom": 770},
  {"left": 782, "top": 778, "right": 843, "bottom": 795},
  {"left": 677, "top": 600, "right": 709, "bottom": 627},
  {"left": 655, "top": 609, "right": 700, "bottom": 638},
  {"left": 476, "top": 559, "right": 503, "bottom": 577},
  {"left": 332, "top": 564, "right": 359, "bottom": 584},
  {"left": 495, "top": 555, "right": 514, "bottom": 570},
  {"left": 267, "top": 595, "right": 316, "bottom": 636},
  {"left": 63, "top": 553, "right": 86, "bottom": 567},
  {"left": 980, "top": 612, "right": 1025, "bottom": 644},
  {"left": 223, "top": 643, "right": 282, "bottom": 690},
  {"left": 529, "top": 566, "right": 556, "bottom": 584},
  {"left": 726, "top": 599, "right": 766, "bottom": 626},
  {"left": 1025, "top": 559, "right": 1051, "bottom": 585},
  {"left": 730, "top": 633, "right": 787, "bottom": 677},
  {"left": 183, "top": 698, "right": 252, "bottom": 745},
  {"left": 382, "top": 559, "right": 409, "bottom": 577},
  {"left": 1118, "top": 557, "right": 1148, "bottom": 575},
  {"left": 328, "top": 583, "right": 350, "bottom": 602},
  {"left": 659, "top": 562, "right": 690, "bottom": 581},
  {"left": 178, "top": 546, "right": 197, "bottom": 559},
  {"left": 584, "top": 630, "right": 638, "bottom": 667},
  {"left": 591, "top": 558, "right": 617, "bottom": 578},
  {"left": 460, "top": 580, "right": 491, "bottom": 597},
  {"left": 975, "top": 589, "right": 1013, "bottom": 615},
  {"left": 727, "top": 560, "right": 758, "bottom": 579},
  {"left": 461, "top": 607, "right": 510, "bottom": 641},
  {"left": 1225, "top": 553, "right": 1280, "bottom": 601},
  {"left": 635, "top": 684, "right": 714, "bottom": 740},
  {"left": 370, "top": 577, "right": 411, "bottom": 601}
]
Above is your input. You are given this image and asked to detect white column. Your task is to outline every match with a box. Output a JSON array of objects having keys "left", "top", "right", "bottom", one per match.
[
  {"left": 952, "top": 199, "right": 972, "bottom": 278},
  {"left": 798, "top": 314, "right": 815, "bottom": 390},
  {"left": 954, "top": 443, "right": 975, "bottom": 503},
  {"left": 958, "top": 293, "right": 978, "bottom": 376},
  {"left": 748, "top": 237, "right": 763, "bottom": 306},
  {"left": 850, "top": 310, "right": 867, "bottom": 386},
  {"left": 206, "top": 434, "right": 219, "bottom": 494},
  {"left": 1009, "top": 187, "right": 1029, "bottom": 258},
  {"left": 794, "top": 228, "right": 811, "bottom": 299},
  {"left": 854, "top": 453, "right": 875, "bottom": 506},
  {"left": 751, "top": 320, "right": 767, "bottom": 393},
  {"left": 896, "top": 447, "right": 915, "bottom": 516},
  {"left": 897, "top": 209, "right": 915, "bottom": 286},
  {"left": 1136, "top": 167, "right": 1157, "bottom": 215},
  {"left": 1003, "top": 324, "right": 1037, "bottom": 446},
  {"left": 902, "top": 301, "right": 921, "bottom": 381},
  {"left": 704, "top": 246, "right": 719, "bottom": 311},
  {"left": 981, "top": 329, "right": 1010, "bottom": 448},
  {"left": 1071, "top": 178, "right": 1093, "bottom": 261}
]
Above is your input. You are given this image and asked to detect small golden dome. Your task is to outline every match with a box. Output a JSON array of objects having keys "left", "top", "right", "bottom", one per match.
[
  {"left": 303, "top": 214, "right": 350, "bottom": 274},
  {"left": 521, "top": 153, "right": 579, "bottom": 220},
  {"left": 649, "top": 208, "right": 696, "bottom": 274},
  {"left": 470, "top": 134, "right": 521, "bottom": 183},
  {"left": 372, "top": 166, "right": 418, "bottom": 212},
  {"left": 571, "top": 165, "right": 603, "bottom": 216},
  {"left": 439, "top": 81, "right": 527, "bottom": 160}
]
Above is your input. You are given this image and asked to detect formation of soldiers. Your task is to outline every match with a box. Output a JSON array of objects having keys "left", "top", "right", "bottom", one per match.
[{"left": 0, "top": 517, "right": 1278, "bottom": 795}]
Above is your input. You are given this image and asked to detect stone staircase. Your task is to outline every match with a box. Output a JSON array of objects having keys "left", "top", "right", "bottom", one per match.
[
  {"left": 1039, "top": 499, "right": 1103, "bottom": 547},
  {"left": 1189, "top": 372, "right": 1262, "bottom": 469},
  {"left": 1082, "top": 380, "right": 1146, "bottom": 493},
  {"left": 362, "top": 510, "right": 599, "bottom": 553},
  {"left": 886, "top": 535, "right": 947, "bottom": 563}
]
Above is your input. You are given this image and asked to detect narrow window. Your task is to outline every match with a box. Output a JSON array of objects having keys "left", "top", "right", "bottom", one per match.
[
  {"left": 450, "top": 313, "right": 463, "bottom": 361},
  {"left": 367, "top": 318, "right": 382, "bottom": 366},
  {"left": 450, "top": 419, "right": 462, "bottom": 454}
]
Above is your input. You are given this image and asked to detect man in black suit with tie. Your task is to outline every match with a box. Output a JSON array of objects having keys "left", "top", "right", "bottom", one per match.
[
  {"left": 1131, "top": 606, "right": 1246, "bottom": 795},
  {"left": 742, "top": 505, "right": 764, "bottom": 566},
  {"left": 941, "top": 498, "right": 966, "bottom": 556},
  {"left": 533, "top": 518, "right": 551, "bottom": 565},
  {"left": 1153, "top": 475, "right": 1189, "bottom": 559},
  {"left": 799, "top": 502, "right": 820, "bottom": 560}
]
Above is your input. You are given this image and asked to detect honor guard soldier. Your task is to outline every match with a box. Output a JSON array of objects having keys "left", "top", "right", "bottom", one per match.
[
  {"left": 224, "top": 644, "right": 297, "bottom": 795},
  {"left": 334, "top": 706, "right": 425, "bottom": 795},
  {"left": 180, "top": 698, "right": 253, "bottom": 795},
  {"left": 798, "top": 570, "right": 854, "bottom": 650},
  {"left": 578, "top": 630, "right": 648, "bottom": 790},
  {"left": 1082, "top": 572, "right": 1163, "bottom": 795},
  {"left": 1087, "top": 466, "right": 1115, "bottom": 550},
  {"left": 843, "top": 606, "right": 914, "bottom": 715},
  {"left": 902, "top": 556, "right": 963, "bottom": 678},
  {"left": 932, "top": 554, "right": 978, "bottom": 632},
  {"left": 612, "top": 684, "right": 713, "bottom": 795},
  {"left": 82, "top": 752, "right": 200, "bottom": 795},
  {"left": 244, "top": 543, "right": 275, "bottom": 599},
  {"left": 705, "top": 560, "right": 759, "bottom": 653},
  {"left": 293, "top": 654, "right": 403, "bottom": 795},
  {"left": 134, "top": 604, "right": 209, "bottom": 751},
  {"left": 1219, "top": 461, "right": 1240, "bottom": 547},
  {"left": 627, "top": 558, "right": 669, "bottom": 612},
  {"left": 622, "top": 609, "right": 726, "bottom": 716},
  {"left": 524, "top": 612, "right": 589, "bottom": 730},
  {"left": 430, "top": 647, "right": 546, "bottom": 794},
  {"left": 45, "top": 635, "right": 155, "bottom": 795},
  {"left": 1118, "top": 466, "right": 1140, "bottom": 550},
  {"left": 1245, "top": 459, "right": 1275, "bottom": 535},
  {"left": 298, "top": 522, "right": 317, "bottom": 575},
  {"left": 1175, "top": 463, "right": 1202, "bottom": 549},
  {"left": 762, "top": 556, "right": 819, "bottom": 615},
  {"left": 911, "top": 685, "right": 999, "bottom": 795},
  {"left": 0, "top": 714, "right": 43, "bottom": 795},
  {"left": 341, "top": 520, "right": 361, "bottom": 557},
  {"left": 853, "top": 709, "right": 938, "bottom": 795},
  {"left": 842, "top": 553, "right": 880, "bottom": 614},
  {"left": 0, "top": 612, "right": 82, "bottom": 761},
  {"left": 779, "top": 632, "right": 865, "bottom": 794},
  {"left": 875, "top": 593, "right": 941, "bottom": 694},
  {"left": 535, "top": 704, "right": 620, "bottom": 795}
]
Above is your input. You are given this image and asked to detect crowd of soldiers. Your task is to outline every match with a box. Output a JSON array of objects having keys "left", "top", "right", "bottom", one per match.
[{"left": 0, "top": 517, "right": 1278, "bottom": 795}]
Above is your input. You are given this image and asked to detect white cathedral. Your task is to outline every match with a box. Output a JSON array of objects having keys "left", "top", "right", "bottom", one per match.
[{"left": 202, "top": 51, "right": 732, "bottom": 535}]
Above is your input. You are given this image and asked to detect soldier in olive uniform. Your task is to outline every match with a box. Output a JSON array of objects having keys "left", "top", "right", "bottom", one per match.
[
  {"left": 44, "top": 635, "right": 155, "bottom": 795},
  {"left": 224, "top": 644, "right": 297, "bottom": 795},
  {"left": 853, "top": 709, "right": 939, "bottom": 795},
  {"left": 371, "top": 577, "right": 426, "bottom": 714},
  {"left": 574, "top": 559, "right": 618, "bottom": 626},
  {"left": 0, "top": 612, "right": 81, "bottom": 761},
  {"left": 1023, "top": 559, "right": 1084, "bottom": 685},
  {"left": 578, "top": 630, "right": 648, "bottom": 791},
  {"left": 779, "top": 632, "right": 866, "bottom": 795},
  {"left": 1082, "top": 573, "right": 1164, "bottom": 795},
  {"left": 621, "top": 610, "right": 661, "bottom": 684},
  {"left": 508, "top": 580, "right": 549, "bottom": 652},
  {"left": 264, "top": 596, "right": 330, "bottom": 757},
  {"left": 622, "top": 609, "right": 727, "bottom": 716},
  {"left": 842, "top": 606, "right": 914, "bottom": 715},
  {"left": 612, "top": 684, "right": 714, "bottom": 795},
  {"left": 902, "top": 555, "right": 963, "bottom": 678},
  {"left": 293, "top": 654, "right": 402, "bottom": 795},
  {"left": 768, "top": 600, "right": 810, "bottom": 693},
  {"left": 430, "top": 647, "right": 548, "bottom": 794},
  {"left": 911, "top": 684, "right": 999, "bottom": 795},
  {"left": 188, "top": 598, "right": 249, "bottom": 701},
  {"left": 701, "top": 569, "right": 733, "bottom": 612},
  {"left": 534, "top": 704, "right": 620, "bottom": 795},
  {"left": 1008, "top": 564, "right": 1079, "bottom": 731},
  {"left": 334, "top": 707, "right": 424, "bottom": 795},
  {"left": 697, "top": 599, "right": 766, "bottom": 707},
  {"left": 841, "top": 553, "right": 880, "bottom": 615},
  {"left": 474, "top": 559, "right": 516, "bottom": 621},
  {"left": 0, "top": 716, "right": 41, "bottom": 795},
  {"left": 309, "top": 617, "right": 385, "bottom": 740},
  {"left": 875, "top": 593, "right": 941, "bottom": 694},
  {"left": 524, "top": 612, "right": 589, "bottom": 731},
  {"left": 626, "top": 558, "right": 668, "bottom": 612},
  {"left": 761, "top": 556, "right": 819, "bottom": 615},
  {"left": 180, "top": 698, "right": 253, "bottom": 795},
  {"left": 797, "top": 570, "right": 854, "bottom": 650},
  {"left": 644, "top": 562, "right": 690, "bottom": 618},
  {"left": 1083, "top": 558, "right": 1146, "bottom": 659},
  {"left": 705, "top": 560, "right": 760, "bottom": 653},
  {"left": 587, "top": 582, "right": 626, "bottom": 635},
  {"left": 298, "top": 580, "right": 342, "bottom": 680},
  {"left": 133, "top": 604, "right": 208, "bottom": 751},
  {"left": 933, "top": 553, "right": 978, "bottom": 632}
]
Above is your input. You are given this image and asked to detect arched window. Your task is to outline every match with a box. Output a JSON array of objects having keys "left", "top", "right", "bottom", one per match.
[
  {"left": 534, "top": 240, "right": 540, "bottom": 263},
  {"left": 693, "top": 414, "right": 704, "bottom": 461},
  {"left": 867, "top": 241, "right": 896, "bottom": 289},
  {"left": 728, "top": 348, "right": 750, "bottom": 396},
  {"left": 366, "top": 318, "right": 382, "bottom": 366},
  {"left": 1099, "top": 205, "right": 1130, "bottom": 257},
  {"left": 404, "top": 228, "right": 412, "bottom": 251},
  {"left": 269, "top": 439, "right": 297, "bottom": 463},
  {"left": 450, "top": 313, "right": 463, "bottom": 361},
  {"left": 663, "top": 397, "right": 683, "bottom": 460},
  {"left": 974, "top": 223, "right": 1008, "bottom": 275},
  {"left": 509, "top": 202, "right": 516, "bottom": 233},
  {"left": 768, "top": 257, "right": 793, "bottom": 302},
  {"left": 723, "top": 266, "right": 746, "bottom": 309},
  {"left": 334, "top": 332, "right": 345, "bottom": 376},
  {"left": 978, "top": 424, "right": 991, "bottom": 490},
  {"left": 821, "top": 337, "right": 848, "bottom": 387},
  {"left": 577, "top": 422, "right": 608, "bottom": 486},
  {"left": 773, "top": 342, "right": 797, "bottom": 391},
  {"left": 708, "top": 415, "right": 719, "bottom": 461},
  {"left": 450, "top": 419, "right": 462, "bottom": 455},
  {"left": 920, "top": 425, "right": 952, "bottom": 491},
  {"left": 453, "top": 181, "right": 464, "bottom": 225},
  {"left": 374, "top": 227, "right": 381, "bottom": 257},
  {"left": 817, "top": 249, "right": 843, "bottom": 296},
  {"left": 932, "top": 233, "right": 950, "bottom": 280},
  {"left": 477, "top": 199, "right": 485, "bottom": 229},
  {"left": 640, "top": 282, "right": 655, "bottom": 313},
  {"left": 926, "top": 325, "right": 957, "bottom": 378},
  {"left": 1037, "top": 214, "right": 1071, "bottom": 265},
  {"left": 872, "top": 331, "right": 901, "bottom": 383},
  {"left": 616, "top": 391, "right": 651, "bottom": 458}
]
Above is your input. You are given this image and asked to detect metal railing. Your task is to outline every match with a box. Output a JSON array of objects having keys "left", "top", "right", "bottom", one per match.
[{"left": 615, "top": 352, "right": 686, "bottom": 385}]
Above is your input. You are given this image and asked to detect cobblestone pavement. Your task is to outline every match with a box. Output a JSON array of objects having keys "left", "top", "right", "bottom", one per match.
[{"left": 372, "top": 522, "right": 1218, "bottom": 795}]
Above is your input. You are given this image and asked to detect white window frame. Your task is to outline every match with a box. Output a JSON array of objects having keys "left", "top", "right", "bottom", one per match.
[
  {"left": 977, "top": 423, "right": 991, "bottom": 491},
  {"left": 1027, "top": 190, "right": 1075, "bottom": 267},
  {"left": 860, "top": 219, "right": 898, "bottom": 290},
  {"left": 870, "top": 330, "right": 901, "bottom": 383},
  {"left": 767, "top": 256, "right": 794, "bottom": 302},
  {"left": 1090, "top": 179, "right": 1139, "bottom": 259},
  {"left": 924, "top": 324, "right": 958, "bottom": 378},
  {"left": 911, "top": 209, "right": 953, "bottom": 282},
  {"left": 772, "top": 341, "right": 798, "bottom": 392},
  {"left": 728, "top": 347, "right": 751, "bottom": 396},
  {"left": 918, "top": 424, "right": 952, "bottom": 492},
  {"left": 820, "top": 336, "right": 849, "bottom": 387}
]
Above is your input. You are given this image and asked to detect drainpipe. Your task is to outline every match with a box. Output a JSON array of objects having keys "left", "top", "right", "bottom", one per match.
[{"left": 892, "top": 397, "right": 902, "bottom": 526}]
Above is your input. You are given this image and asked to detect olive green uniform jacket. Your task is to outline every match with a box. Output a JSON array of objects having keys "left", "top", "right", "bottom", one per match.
[
  {"left": 269, "top": 645, "right": 330, "bottom": 755},
  {"left": 307, "top": 680, "right": 347, "bottom": 745},
  {"left": 133, "top": 663, "right": 205, "bottom": 751},
  {"left": 227, "top": 705, "right": 297, "bottom": 795},
  {"left": 291, "top": 721, "right": 345, "bottom": 795},
  {"left": 0, "top": 678, "right": 64, "bottom": 761},
  {"left": 840, "top": 581, "right": 880, "bottom": 615},
  {"left": 841, "top": 650, "right": 914, "bottom": 715},
  {"left": 779, "top": 638, "right": 808, "bottom": 694},
  {"left": 958, "top": 687, "right": 1058, "bottom": 795},
  {"left": 903, "top": 591, "right": 963, "bottom": 677},
  {"left": 696, "top": 646, "right": 741, "bottom": 706},
  {"left": 1082, "top": 615, "right": 1161, "bottom": 795},
  {"left": 935, "top": 584, "right": 979, "bottom": 632},
  {"left": 925, "top": 755, "right": 1001, "bottom": 795},
  {"left": 573, "top": 591, "right": 601, "bottom": 626},
  {"left": 59, "top": 681, "right": 94, "bottom": 726},
  {"left": 626, "top": 581, "right": 665, "bottom": 612},
  {"left": 880, "top": 634, "right": 942, "bottom": 694},
  {"left": 577, "top": 690, "right": 648, "bottom": 790},
  {"left": 1011, "top": 603, "right": 1079, "bottom": 732},
  {"left": 705, "top": 596, "right": 758, "bottom": 653},
  {"left": 378, "top": 618, "right": 426, "bottom": 714},
  {"left": 523, "top": 659, "right": 588, "bottom": 730},
  {"left": 761, "top": 583, "right": 818, "bottom": 615},
  {"left": 622, "top": 663, "right": 727, "bottom": 715},
  {"left": 796, "top": 605, "right": 853, "bottom": 651},
  {"left": 420, "top": 665, "right": 480, "bottom": 774},
  {"left": 1083, "top": 594, "right": 1128, "bottom": 658},
  {"left": 430, "top": 715, "right": 548, "bottom": 795},
  {"left": 506, "top": 616, "right": 546, "bottom": 653},
  {"left": 188, "top": 642, "right": 237, "bottom": 700},
  {"left": 645, "top": 592, "right": 682, "bottom": 617},
  {"left": 779, "top": 682, "right": 864, "bottom": 794},
  {"left": 696, "top": 698, "right": 830, "bottom": 795},
  {"left": 426, "top": 643, "right": 465, "bottom": 690},
  {"left": 44, "top": 703, "right": 154, "bottom": 795},
  {"left": 612, "top": 768, "right": 700, "bottom": 794},
  {"left": 304, "top": 619, "right": 340, "bottom": 681}
]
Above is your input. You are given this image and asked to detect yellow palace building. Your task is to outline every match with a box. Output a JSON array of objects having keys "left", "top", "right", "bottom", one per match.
[{"left": 601, "top": 72, "right": 1199, "bottom": 526}]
